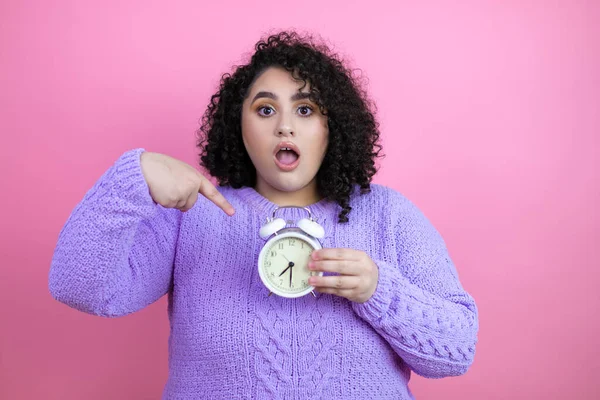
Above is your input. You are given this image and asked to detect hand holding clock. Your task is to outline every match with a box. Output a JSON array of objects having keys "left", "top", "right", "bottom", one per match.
[
  {"left": 257, "top": 208, "right": 375, "bottom": 301},
  {"left": 307, "top": 249, "right": 379, "bottom": 303}
]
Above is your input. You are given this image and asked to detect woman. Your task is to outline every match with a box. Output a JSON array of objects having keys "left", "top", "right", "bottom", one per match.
[{"left": 49, "top": 31, "right": 479, "bottom": 399}]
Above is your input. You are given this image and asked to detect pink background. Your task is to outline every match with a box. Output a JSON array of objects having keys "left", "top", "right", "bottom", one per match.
[{"left": 1, "top": 1, "right": 599, "bottom": 399}]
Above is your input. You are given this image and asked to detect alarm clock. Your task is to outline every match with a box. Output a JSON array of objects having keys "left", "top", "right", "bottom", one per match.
[{"left": 257, "top": 206, "right": 325, "bottom": 298}]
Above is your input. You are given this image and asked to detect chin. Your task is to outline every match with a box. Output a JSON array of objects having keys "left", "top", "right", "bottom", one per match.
[
  {"left": 266, "top": 175, "right": 312, "bottom": 194},
  {"left": 272, "top": 181, "right": 307, "bottom": 193}
]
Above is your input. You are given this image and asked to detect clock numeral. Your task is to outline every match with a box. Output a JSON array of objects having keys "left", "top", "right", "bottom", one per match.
[
  {"left": 271, "top": 251, "right": 277, "bottom": 257},
  {"left": 302, "top": 281, "right": 308, "bottom": 288},
  {"left": 269, "top": 272, "right": 275, "bottom": 277},
  {"left": 278, "top": 243, "right": 284, "bottom": 250},
  {"left": 301, "top": 242, "right": 304, "bottom": 249},
  {"left": 289, "top": 239, "right": 295, "bottom": 246},
  {"left": 279, "top": 279, "right": 284, "bottom": 285},
  {"left": 265, "top": 261, "right": 272, "bottom": 267}
]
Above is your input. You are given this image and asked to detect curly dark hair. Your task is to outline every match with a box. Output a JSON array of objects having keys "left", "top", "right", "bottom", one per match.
[{"left": 198, "top": 31, "right": 383, "bottom": 223}]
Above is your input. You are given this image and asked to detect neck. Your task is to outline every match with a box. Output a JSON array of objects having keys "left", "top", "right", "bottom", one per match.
[{"left": 255, "top": 179, "right": 322, "bottom": 207}]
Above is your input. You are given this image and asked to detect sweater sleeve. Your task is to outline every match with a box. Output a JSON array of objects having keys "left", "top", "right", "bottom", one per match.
[
  {"left": 352, "top": 193, "right": 479, "bottom": 378},
  {"left": 48, "top": 148, "right": 182, "bottom": 317}
]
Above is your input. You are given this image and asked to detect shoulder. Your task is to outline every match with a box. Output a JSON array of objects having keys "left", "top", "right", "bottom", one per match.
[
  {"left": 349, "top": 183, "right": 416, "bottom": 213},
  {"left": 349, "top": 183, "right": 434, "bottom": 229}
]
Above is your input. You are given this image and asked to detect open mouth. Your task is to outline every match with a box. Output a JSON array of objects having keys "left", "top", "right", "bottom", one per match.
[
  {"left": 274, "top": 143, "right": 301, "bottom": 171},
  {"left": 276, "top": 147, "right": 299, "bottom": 165}
]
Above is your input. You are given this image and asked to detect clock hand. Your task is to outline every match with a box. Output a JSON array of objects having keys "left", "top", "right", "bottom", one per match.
[
  {"left": 281, "top": 254, "right": 290, "bottom": 262},
  {"left": 278, "top": 261, "right": 295, "bottom": 278},
  {"left": 278, "top": 264, "right": 291, "bottom": 277},
  {"left": 289, "top": 264, "right": 293, "bottom": 287}
]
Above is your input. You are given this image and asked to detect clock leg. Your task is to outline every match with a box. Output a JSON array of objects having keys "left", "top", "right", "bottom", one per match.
[{"left": 310, "top": 291, "right": 317, "bottom": 297}]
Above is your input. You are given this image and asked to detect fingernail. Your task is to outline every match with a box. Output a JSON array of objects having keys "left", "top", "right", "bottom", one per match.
[{"left": 308, "top": 261, "right": 315, "bottom": 270}]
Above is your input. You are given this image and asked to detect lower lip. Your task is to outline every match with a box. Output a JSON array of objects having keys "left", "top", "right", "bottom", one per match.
[{"left": 274, "top": 155, "right": 300, "bottom": 172}]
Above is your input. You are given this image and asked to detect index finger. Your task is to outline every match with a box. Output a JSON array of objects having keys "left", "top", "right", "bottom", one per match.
[
  {"left": 312, "top": 248, "right": 361, "bottom": 261},
  {"left": 198, "top": 177, "right": 235, "bottom": 216}
]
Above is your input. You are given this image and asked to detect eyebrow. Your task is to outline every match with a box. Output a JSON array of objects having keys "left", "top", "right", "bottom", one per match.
[{"left": 251, "top": 91, "right": 312, "bottom": 104}]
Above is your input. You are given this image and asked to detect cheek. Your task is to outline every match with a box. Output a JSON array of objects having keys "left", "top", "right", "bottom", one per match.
[
  {"left": 243, "top": 134, "right": 266, "bottom": 162},
  {"left": 304, "top": 128, "right": 328, "bottom": 167},
  {"left": 241, "top": 115, "right": 264, "bottom": 155},
  {"left": 314, "top": 124, "right": 329, "bottom": 158}
]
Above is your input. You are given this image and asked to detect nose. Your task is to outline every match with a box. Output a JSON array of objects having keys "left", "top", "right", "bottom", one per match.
[
  {"left": 278, "top": 127, "right": 294, "bottom": 137},
  {"left": 276, "top": 114, "right": 294, "bottom": 137}
]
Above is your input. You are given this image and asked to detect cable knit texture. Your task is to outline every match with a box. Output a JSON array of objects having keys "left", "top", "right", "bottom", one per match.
[{"left": 49, "top": 149, "right": 479, "bottom": 399}]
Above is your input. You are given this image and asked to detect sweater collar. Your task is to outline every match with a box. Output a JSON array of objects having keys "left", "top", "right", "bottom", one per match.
[{"left": 232, "top": 186, "right": 339, "bottom": 226}]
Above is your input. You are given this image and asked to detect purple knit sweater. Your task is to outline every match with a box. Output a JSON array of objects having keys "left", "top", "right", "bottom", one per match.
[{"left": 49, "top": 148, "right": 478, "bottom": 399}]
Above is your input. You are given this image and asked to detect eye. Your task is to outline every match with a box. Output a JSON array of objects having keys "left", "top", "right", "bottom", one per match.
[
  {"left": 257, "top": 105, "right": 275, "bottom": 117},
  {"left": 297, "top": 105, "right": 313, "bottom": 117}
]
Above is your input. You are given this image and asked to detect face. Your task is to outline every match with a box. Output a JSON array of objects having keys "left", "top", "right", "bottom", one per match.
[{"left": 241, "top": 67, "right": 329, "bottom": 206}]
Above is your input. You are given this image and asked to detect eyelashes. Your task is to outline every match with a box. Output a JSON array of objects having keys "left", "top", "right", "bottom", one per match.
[
  {"left": 257, "top": 105, "right": 275, "bottom": 117},
  {"left": 297, "top": 105, "right": 313, "bottom": 116},
  {"left": 256, "top": 104, "right": 314, "bottom": 118}
]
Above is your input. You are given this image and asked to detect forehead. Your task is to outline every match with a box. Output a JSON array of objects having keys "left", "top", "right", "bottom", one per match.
[{"left": 249, "top": 66, "right": 311, "bottom": 95}]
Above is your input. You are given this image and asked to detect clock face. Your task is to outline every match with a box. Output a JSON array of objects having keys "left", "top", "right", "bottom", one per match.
[{"left": 258, "top": 231, "right": 322, "bottom": 298}]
